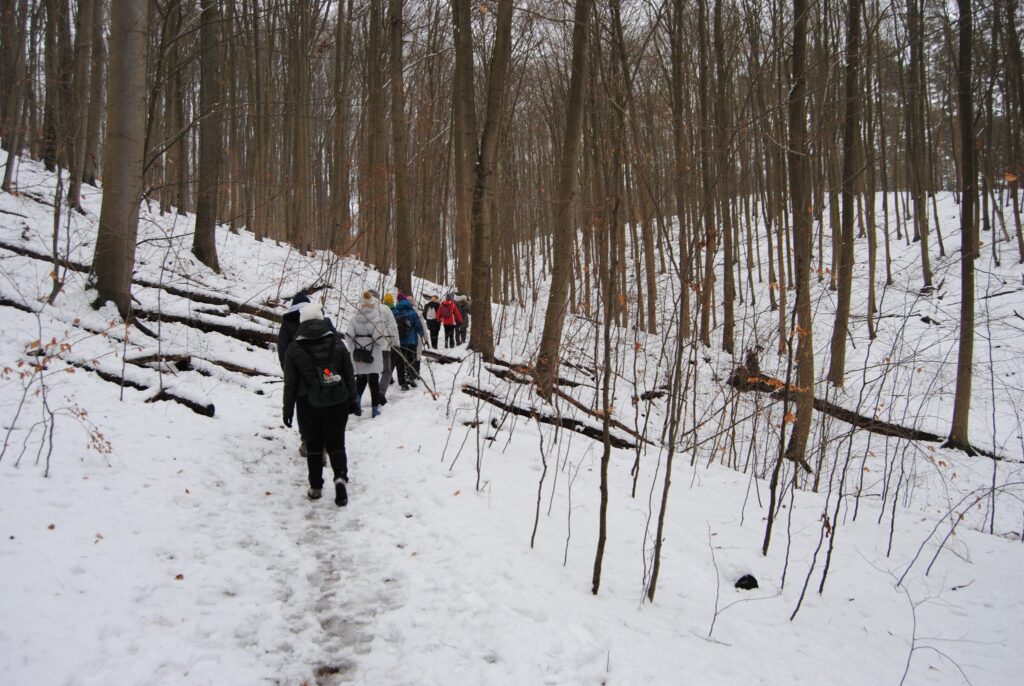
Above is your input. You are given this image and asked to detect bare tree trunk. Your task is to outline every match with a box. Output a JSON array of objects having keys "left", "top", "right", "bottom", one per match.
[
  {"left": 451, "top": 0, "right": 476, "bottom": 291},
  {"left": 65, "top": 0, "right": 93, "bottom": 211},
  {"left": 1, "top": 0, "right": 28, "bottom": 192},
  {"left": 193, "top": 0, "right": 222, "bottom": 272},
  {"left": 390, "top": 0, "right": 414, "bottom": 292},
  {"left": 827, "top": 0, "right": 863, "bottom": 386},
  {"left": 91, "top": 0, "right": 148, "bottom": 317},
  {"left": 535, "top": 0, "right": 594, "bottom": 398},
  {"left": 907, "top": 0, "right": 933, "bottom": 290},
  {"left": 697, "top": 0, "right": 715, "bottom": 348},
  {"left": 467, "top": 0, "right": 513, "bottom": 361},
  {"left": 82, "top": 0, "right": 105, "bottom": 186},
  {"left": 714, "top": 0, "right": 734, "bottom": 354},
  {"left": 785, "top": 0, "right": 814, "bottom": 472},
  {"left": 946, "top": 0, "right": 976, "bottom": 454},
  {"left": 331, "top": 0, "right": 354, "bottom": 251}
]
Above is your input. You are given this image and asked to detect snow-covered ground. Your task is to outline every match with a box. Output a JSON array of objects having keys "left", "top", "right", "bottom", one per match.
[{"left": 2, "top": 152, "right": 1023, "bottom": 685}]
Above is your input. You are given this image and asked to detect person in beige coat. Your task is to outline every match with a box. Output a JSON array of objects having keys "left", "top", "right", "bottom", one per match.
[
  {"left": 345, "top": 291, "right": 388, "bottom": 417},
  {"left": 368, "top": 288, "right": 400, "bottom": 402}
]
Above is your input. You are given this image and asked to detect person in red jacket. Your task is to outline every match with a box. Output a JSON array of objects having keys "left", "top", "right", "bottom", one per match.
[{"left": 438, "top": 294, "right": 463, "bottom": 348}]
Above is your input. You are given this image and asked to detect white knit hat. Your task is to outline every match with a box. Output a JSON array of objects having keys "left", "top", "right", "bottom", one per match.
[{"left": 299, "top": 303, "right": 324, "bottom": 323}]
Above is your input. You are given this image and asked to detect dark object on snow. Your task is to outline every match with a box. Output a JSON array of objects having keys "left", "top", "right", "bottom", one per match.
[{"left": 735, "top": 574, "right": 759, "bottom": 590}]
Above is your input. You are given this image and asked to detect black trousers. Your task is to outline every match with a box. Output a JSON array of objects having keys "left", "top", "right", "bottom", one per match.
[
  {"left": 444, "top": 324, "right": 456, "bottom": 348},
  {"left": 356, "top": 373, "right": 382, "bottom": 407},
  {"left": 427, "top": 320, "right": 441, "bottom": 348},
  {"left": 379, "top": 350, "right": 392, "bottom": 400},
  {"left": 296, "top": 397, "right": 349, "bottom": 488},
  {"left": 455, "top": 324, "right": 468, "bottom": 345},
  {"left": 395, "top": 344, "right": 418, "bottom": 386}
]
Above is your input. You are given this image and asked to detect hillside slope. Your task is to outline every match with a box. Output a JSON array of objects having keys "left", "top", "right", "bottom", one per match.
[{"left": 2, "top": 153, "right": 1023, "bottom": 685}]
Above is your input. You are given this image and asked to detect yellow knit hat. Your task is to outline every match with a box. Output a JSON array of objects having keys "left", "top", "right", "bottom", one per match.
[{"left": 382, "top": 293, "right": 395, "bottom": 307}]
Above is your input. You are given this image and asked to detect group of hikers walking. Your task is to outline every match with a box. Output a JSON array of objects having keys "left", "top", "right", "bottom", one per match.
[{"left": 277, "top": 288, "right": 471, "bottom": 507}]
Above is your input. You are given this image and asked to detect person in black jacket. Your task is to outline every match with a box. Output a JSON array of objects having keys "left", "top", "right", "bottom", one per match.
[
  {"left": 277, "top": 291, "right": 310, "bottom": 369},
  {"left": 422, "top": 294, "right": 441, "bottom": 348},
  {"left": 282, "top": 304, "right": 357, "bottom": 506}
]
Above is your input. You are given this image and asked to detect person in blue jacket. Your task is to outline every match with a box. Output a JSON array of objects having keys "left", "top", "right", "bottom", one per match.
[{"left": 391, "top": 292, "right": 424, "bottom": 389}]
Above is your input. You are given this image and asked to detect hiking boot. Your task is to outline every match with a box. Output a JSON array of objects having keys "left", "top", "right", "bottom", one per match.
[
  {"left": 371, "top": 405, "right": 381, "bottom": 418},
  {"left": 307, "top": 487, "right": 322, "bottom": 500},
  {"left": 400, "top": 384, "right": 410, "bottom": 391},
  {"left": 408, "top": 380, "right": 418, "bottom": 388},
  {"left": 334, "top": 479, "right": 348, "bottom": 507},
  {"left": 299, "top": 439, "right": 308, "bottom": 458}
]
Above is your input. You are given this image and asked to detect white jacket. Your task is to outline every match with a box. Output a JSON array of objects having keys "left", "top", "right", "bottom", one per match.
[{"left": 377, "top": 302, "right": 400, "bottom": 348}]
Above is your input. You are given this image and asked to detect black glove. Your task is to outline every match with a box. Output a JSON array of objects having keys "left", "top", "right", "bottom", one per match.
[{"left": 283, "top": 413, "right": 293, "bottom": 428}]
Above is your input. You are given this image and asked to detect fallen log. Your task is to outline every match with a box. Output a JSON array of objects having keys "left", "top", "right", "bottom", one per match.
[
  {"left": 550, "top": 386, "right": 655, "bottom": 446},
  {"left": 727, "top": 366, "right": 1003, "bottom": 459},
  {"left": 0, "top": 238, "right": 282, "bottom": 322},
  {"left": 489, "top": 356, "right": 584, "bottom": 388},
  {"left": 0, "top": 295, "right": 35, "bottom": 314},
  {"left": 134, "top": 309, "right": 277, "bottom": 348},
  {"left": 68, "top": 360, "right": 216, "bottom": 416},
  {"left": 146, "top": 389, "right": 215, "bottom": 417},
  {"left": 462, "top": 385, "right": 635, "bottom": 450},
  {"left": 421, "top": 349, "right": 462, "bottom": 364}
]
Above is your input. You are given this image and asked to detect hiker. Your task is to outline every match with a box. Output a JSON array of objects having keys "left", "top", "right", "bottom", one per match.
[
  {"left": 345, "top": 291, "right": 388, "bottom": 417},
  {"left": 368, "top": 288, "right": 399, "bottom": 404},
  {"left": 282, "top": 303, "right": 356, "bottom": 507},
  {"left": 382, "top": 292, "right": 398, "bottom": 385},
  {"left": 438, "top": 293, "right": 463, "bottom": 348},
  {"left": 277, "top": 292, "right": 309, "bottom": 369},
  {"left": 391, "top": 292, "right": 425, "bottom": 389},
  {"left": 277, "top": 291, "right": 335, "bottom": 457},
  {"left": 454, "top": 295, "right": 471, "bottom": 345},
  {"left": 407, "top": 294, "right": 424, "bottom": 377},
  {"left": 422, "top": 294, "right": 441, "bottom": 348}
]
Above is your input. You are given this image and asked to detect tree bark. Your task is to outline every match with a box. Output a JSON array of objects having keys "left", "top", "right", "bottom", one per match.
[
  {"left": 467, "top": 0, "right": 513, "bottom": 361},
  {"left": 390, "top": 0, "right": 414, "bottom": 293},
  {"left": 535, "top": 0, "right": 594, "bottom": 398},
  {"left": 827, "top": 0, "right": 863, "bottom": 386},
  {"left": 785, "top": 0, "right": 814, "bottom": 470},
  {"left": 92, "top": 0, "right": 148, "bottom": 317},
  {"left": 82, "top": 0, "right": 105, "bottom": 186},
  {"left": 451, "top": 0, "right": 476, "bottom": 291},
  {"left": 66, "top": 0, "right": 93, "bottom": 211},
  {"left": 946, "top": 0, "right": 976, "bottom": 454},
  {"left": 194, "top": 0, "right": 222, "bottom": 271}
]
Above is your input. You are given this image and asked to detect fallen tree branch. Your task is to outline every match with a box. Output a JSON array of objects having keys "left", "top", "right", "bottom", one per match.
[
  {"left": 0, "top": 238, "right": 282, "bottom": 322},
  {"left": 728, "top": 366, "right": 1003, "bottom": 460},
  {"left": 134, "top": 309, "right": 277, "bottom": 348},
  {"left": 68, "top": 360, "right": 214, "bottom": 417},
  {"left": 551, "top": 386, "right": 656, "bottom": 446},
  {"left": 462, "top": 385, "right": 635, "bottom": 449}
]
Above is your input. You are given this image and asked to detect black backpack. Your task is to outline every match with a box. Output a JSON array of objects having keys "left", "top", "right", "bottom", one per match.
[
  {"left": 395, "top": 312, "right": 413, "bottom": 339},
  {"left": 297, "top": 336, "right": 349, "bottom": 408}
]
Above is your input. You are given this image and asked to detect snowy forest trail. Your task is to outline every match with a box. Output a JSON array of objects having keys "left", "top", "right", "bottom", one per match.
[{"left": 4, "top": 157, "right": 1024, "bottom": 685}]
